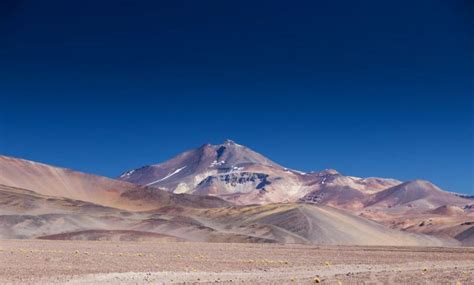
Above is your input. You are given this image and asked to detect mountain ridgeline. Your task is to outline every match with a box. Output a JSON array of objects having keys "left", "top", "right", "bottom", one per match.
[
  {"left": 0, "top": 140, "right": 473, "bottom": 246},
  {"left": 118, "top": 140, "right": 470, "bottom": 212}
]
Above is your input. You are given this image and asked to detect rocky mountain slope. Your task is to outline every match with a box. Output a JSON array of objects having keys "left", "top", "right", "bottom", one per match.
[
  {"left": 0, "top": 155, "right": 230, "bottom": 211},
  {"left": 0, "top": 183, "right": 450, "bottom": 246},
  {"left": 118, "top": 140, "right": 402, "bottom": 205},
  {"left": 117, "top": 140, "right": 474, "bottom": 244},
  {"left": 1, "top": 140, "right": 472, "bottom": 246}
]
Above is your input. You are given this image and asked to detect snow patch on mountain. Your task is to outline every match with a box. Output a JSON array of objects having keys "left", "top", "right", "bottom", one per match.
[
  {"left": 146, "top": 166, "right": 187, "bottom": 186},
  {"left": 174, "top": 182, "right": 190, "bottom": 194},
  {"left": 120, "top": 169, "right": 135, "bottom": 178},
  {"left": 231, "top": 166, "right": 244, "bottom": 172},
  {"left": 210, "top": 160, "right": 226, "bottom": 167}
]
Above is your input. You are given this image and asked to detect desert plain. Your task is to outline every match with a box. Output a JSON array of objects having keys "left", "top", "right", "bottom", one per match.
[{"left": 1, "top": 239, "right": 473, "bottom": 284}]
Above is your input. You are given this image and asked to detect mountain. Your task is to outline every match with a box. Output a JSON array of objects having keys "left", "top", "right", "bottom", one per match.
[
  {"left": 299, "top": 170, "right": 402, "bottom": 210},
  {"left": 0, "top": 155, "right": 230, "bottom": 211},
  {"left": 118, "top": 141, "right": 472, "bottom": 213},
  {"left": 116, "top": 140, "right": 474, "bottom": 245},
  {"left": 2, "top": 143, "right": 472, "bottom": 246},
  {"left": 0, "top": 155, "right": 136, "bottom": 208},
  {"left": 357, "top": 180, "right": 474, "bottom": 245},
  {"left": 364, "top": 180, "right": 471, "bottom": 213},
  {"left": 118, "top": 140, "right": 401, "bottom": 205},
  {"left": 1, "top": 149, "right": 472, "bottom": 246},
  {"left": 0, "top": 182, "right": 451, "bottom": 246},
  {"left": 118, "top": 140, "right": 311, "bottom": 204},
  {"left": 119, "top": 140, "right": 285, "bottom": 193}
]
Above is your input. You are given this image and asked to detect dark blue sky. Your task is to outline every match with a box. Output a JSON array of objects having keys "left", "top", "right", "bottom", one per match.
[{"left": 0, "top": 0, "right": 473, "bottom": 194}]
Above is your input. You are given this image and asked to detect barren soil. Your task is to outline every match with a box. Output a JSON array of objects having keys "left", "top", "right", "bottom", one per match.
[{"left": 1, "top": 240, "right": 473, "bottom": 284}]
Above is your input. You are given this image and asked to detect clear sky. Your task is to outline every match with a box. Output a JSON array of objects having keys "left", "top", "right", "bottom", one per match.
[{"left": 0, "top": 0, "right": 472, "bottom": 194}]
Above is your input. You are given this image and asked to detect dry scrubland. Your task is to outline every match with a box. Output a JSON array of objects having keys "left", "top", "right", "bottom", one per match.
[{"left": 1, "top": 240, "right": 473, "bottom": 284}]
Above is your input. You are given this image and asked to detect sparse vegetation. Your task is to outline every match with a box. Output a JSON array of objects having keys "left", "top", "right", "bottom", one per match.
[{"left": 0, "top": 240, "right": 473, "bottom": 284}]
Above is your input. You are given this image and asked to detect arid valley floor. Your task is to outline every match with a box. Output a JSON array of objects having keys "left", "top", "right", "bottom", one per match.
[{"left": 1, "top": 240, "right": 473, "bottom": 284}]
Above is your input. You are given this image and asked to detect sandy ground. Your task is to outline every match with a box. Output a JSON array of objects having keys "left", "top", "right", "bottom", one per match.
[{"left": 0, "top": 240, "right": 473, "bottom": 284}]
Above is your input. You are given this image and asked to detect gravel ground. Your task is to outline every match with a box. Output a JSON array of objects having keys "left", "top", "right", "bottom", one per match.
[{"left": 0, "top": 239, "right": 473, "bottom": 284}]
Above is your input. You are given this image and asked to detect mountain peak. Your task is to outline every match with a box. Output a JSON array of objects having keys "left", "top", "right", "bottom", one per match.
[
  {"left": 223, "top": 139, "right": 236, "bottom": 145},
  {"left": 319, "top": 169, "right": 340, "bottom": 176},
  {"left": 118, "top": 140, "right": 283, "bottom": 189},
  {"left": 402, "top": 179, "right": 441, "bottom": 191}
]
